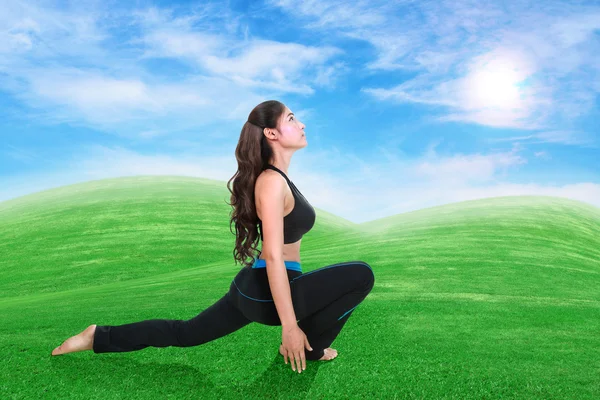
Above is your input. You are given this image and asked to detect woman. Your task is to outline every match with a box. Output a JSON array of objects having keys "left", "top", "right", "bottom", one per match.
[{"left": 51, "top": 100, "right": 375, "bottom": 374}]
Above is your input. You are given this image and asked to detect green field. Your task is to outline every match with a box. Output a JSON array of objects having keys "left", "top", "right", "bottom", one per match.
[{"left": 1, "top": 176, "right": 599, "bottom": 399}]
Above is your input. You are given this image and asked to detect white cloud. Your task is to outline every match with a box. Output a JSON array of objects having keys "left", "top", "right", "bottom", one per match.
[
  {"left": 138, "top": 28, "right": 344, "bottom": 90},
  {"left": 137, "top": 30, "right": 225, "bottom": 61},
  {"left": 488, "top": 130, "right": 598, "bottom": 147},
  {"left": 413, "top": 152, "right": 527, "bottom": 184},
  {"left": 534, "top": 151, "right": 551, "bottom": 160},
  {"left": 266, "top": 0, "right": 387, "bottom": 30},
  {"left": 27, "top": 70, "right": 208, "bottom": 116}
]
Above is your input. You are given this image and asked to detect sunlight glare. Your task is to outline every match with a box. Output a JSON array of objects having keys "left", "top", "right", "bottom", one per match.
[{"left": 466, "top": 59, "right": 523, "bottom": 109}]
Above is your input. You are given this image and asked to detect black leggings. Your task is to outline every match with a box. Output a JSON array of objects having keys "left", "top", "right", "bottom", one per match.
[{"left": 92, "top": 259, "right": 375, "bottom": 361}]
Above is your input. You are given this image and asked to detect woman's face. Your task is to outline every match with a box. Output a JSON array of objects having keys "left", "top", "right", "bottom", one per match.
[{"left": 277, "top": 107, "right": 306, "bottom": 146}]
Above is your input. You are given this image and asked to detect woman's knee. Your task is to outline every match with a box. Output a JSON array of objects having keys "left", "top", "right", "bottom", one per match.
[{"left": 352, "top": 261, "right": 375, "bottom": 291}]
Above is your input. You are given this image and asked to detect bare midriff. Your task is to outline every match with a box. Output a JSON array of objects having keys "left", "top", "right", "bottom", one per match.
[{"left": 259, "top": 238, "right": 302, "bottom": 263}]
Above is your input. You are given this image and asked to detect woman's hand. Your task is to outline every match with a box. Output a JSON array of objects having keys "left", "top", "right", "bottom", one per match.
[{"left": 281, "top": 324, "right": 313, "bottom": 373}]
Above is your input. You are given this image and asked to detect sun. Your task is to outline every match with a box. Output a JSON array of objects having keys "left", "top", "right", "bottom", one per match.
[{"left": 465, "top": 59, "right": 523, "bottom": 109}]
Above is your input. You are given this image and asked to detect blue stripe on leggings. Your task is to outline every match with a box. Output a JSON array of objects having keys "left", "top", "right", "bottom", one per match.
[
  {"left": 251, "top": 258, "right": 303, "bottom": 272},
  {"left": 338, "top": 304, "right": 359, "bottom": 320},
  {"left": 232, "top": 279, "right": 274, "bottom": 302}
]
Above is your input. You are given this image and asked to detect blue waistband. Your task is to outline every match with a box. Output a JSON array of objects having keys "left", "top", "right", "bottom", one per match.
[{"left": 252, "top": 258, "right": 302, "bottom": 272}]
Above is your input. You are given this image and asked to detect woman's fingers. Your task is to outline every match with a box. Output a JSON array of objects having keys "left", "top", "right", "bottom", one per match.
[{"left": 283, "top": 348, "right": 307, "bottom": 373}]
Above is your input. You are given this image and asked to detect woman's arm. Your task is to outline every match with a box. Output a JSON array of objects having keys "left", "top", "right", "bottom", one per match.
[
  {"left": 266, "top": 257, "right": 298, "bottom": 327},
  {"left": 256, "top": 172, "right": 297, "bottom": 326}
]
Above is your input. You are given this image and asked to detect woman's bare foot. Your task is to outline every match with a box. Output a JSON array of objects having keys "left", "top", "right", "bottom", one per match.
[
  {"left": 318, "top": 347, "right": 338, "bottom": 361},
  {"left": 279, "top": 344, "right": 338, "bottom": 361},
  {"left": 51, "top": 325, "right": 96, "bottom": 356}
]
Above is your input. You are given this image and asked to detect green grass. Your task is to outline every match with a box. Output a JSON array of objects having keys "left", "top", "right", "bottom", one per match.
[{"left": 1, "top": 176, "right": 599, "bottom": 399}]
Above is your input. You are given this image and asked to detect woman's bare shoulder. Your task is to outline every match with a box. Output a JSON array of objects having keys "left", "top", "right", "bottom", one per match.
[
  {"left": 256, "top": 169, "right": 282, "bottom": 188},
  {"left": 255, "top": 170, "right": 288, "bottom": 201}
]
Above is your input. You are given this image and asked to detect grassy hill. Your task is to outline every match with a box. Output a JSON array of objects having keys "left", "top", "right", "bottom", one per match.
[{"left": 1, "top": 176, "right": 599, "bottom": 399}]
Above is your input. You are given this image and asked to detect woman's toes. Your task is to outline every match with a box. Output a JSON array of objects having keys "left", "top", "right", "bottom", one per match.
[
  {"left": 319, "top": 348, "right": 338, "bottom": 361},
  {"left": 51, "top": 326, "right": 96, "bottom": 356},
  {"left": 52, "top": 341, "right": 69, "bottom": 356},
  {"left": 326, "top": 348, "right": 338, "bottom": 359}
]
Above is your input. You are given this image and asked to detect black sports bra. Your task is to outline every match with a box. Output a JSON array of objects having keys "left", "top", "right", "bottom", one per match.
[{"left": 257, "top": 165, "right": 316, "bottom": 244}]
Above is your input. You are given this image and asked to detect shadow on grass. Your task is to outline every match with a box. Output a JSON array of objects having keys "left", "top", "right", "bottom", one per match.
[{"left": 48, "top": 348, "right": 324, "bottom": 399}]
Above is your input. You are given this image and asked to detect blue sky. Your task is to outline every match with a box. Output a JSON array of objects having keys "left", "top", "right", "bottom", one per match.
[{"left": 1, "top": 0, "right": 599, "bottom": 223}]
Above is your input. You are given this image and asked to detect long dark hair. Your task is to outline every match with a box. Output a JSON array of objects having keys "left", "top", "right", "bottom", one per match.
[{"left": 226, "top": 100, "right": 286, "bottom": 268}]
